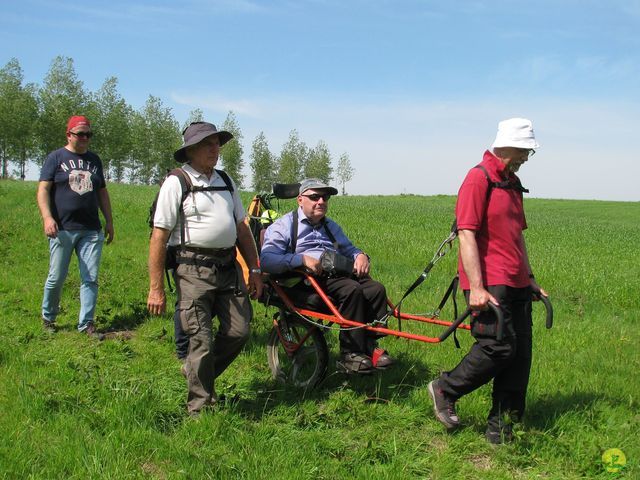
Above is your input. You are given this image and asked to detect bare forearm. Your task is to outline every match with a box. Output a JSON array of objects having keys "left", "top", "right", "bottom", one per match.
[
  {"left": 36, "top": 182, "right": 53, "bottom": 220},
  {"left": 458, "top": 229, "right": 483, "bottom": 289},
  {"left": 97, "top": 188, "right": 113, "bottom": 224},
  {"left": 149, "top": 228, "right": 169, "bottom": 291}
]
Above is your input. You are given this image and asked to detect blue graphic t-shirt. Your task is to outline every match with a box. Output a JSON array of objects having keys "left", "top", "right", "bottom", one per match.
[{"left": 39, "top": 147, "right": 106, "bottom": 231}]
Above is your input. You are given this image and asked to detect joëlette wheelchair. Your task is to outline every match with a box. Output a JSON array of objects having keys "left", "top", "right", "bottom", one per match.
[{"left": 239, "top": 183, "right": 553, "bottom": 389}]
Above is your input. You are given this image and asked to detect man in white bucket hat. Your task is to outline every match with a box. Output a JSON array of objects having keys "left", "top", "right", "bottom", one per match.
[{"left": 428, "top": 118, "right": 548, "bottom": 444}]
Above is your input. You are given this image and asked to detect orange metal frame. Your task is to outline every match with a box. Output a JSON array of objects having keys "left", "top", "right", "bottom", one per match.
[{"left": 268, "top": 273, "right": 469, "bottom": 344}]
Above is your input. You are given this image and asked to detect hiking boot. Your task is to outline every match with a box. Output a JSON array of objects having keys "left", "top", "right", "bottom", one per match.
[
  {"left": 485, "top": 424, "right": 513, "bottom": 444},
  {"left": 43, "top": 319, "right": 57, "bottom": 333},
  {"left": 371, "top": 348, "right": 395, "bottom": 369},
  {"left": 336, "top": 352, "right": 374, "bottom": 374},
  {"left": 84, "top": 324, "right": 105, "bottom": 341},
  {"left": 428, "top": 380, "right": 460, "bottom": 429}
]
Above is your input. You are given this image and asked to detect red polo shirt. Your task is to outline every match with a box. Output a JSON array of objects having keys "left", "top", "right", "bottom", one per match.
[{"left": 455, "top": 150, "right": 530, "bottom": 290}]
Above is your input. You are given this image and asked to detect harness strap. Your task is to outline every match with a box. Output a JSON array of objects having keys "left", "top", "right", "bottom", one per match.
[
  {"left": 166, "top": 168, "right": 236, "bottom": 291},
  {"left": 474, "top": 165, "right": 529, "bottom": 195},
  {"left": 290, "top": 210, "right": 299, "bottom": 253},
  {"left": 289, "top": 209, "right": 338, "bottom": 253},
  {"left": 434, "top": 275, "right": 461, "bottom": 348},
  {"left": 435, "top": 275, "right": 459, "bottom": 318}
]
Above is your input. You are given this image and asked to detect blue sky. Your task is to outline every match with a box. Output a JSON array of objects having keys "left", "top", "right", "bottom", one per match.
[{"left": 2, "top": 0, "right": 639, "bottom": 200}]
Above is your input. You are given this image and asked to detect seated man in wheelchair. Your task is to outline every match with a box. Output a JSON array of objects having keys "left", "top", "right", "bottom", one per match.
[{"left": 260, "top": 178, "right": 394, "bottom": 374}]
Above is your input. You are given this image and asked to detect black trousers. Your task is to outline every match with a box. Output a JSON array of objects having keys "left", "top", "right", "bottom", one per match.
[
  {"left": 439, "top": 285, "right": 533, "bottom": 426},
  {"left": 314, "top": 275, "right": 388, "bottom": 354}
]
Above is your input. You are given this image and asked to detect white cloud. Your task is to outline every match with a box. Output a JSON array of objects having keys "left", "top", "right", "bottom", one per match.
[{"left": 170, "top": 92, "right": 264, "bottom": 117}]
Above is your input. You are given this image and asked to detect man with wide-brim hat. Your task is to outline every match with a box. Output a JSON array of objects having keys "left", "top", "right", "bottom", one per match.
[
  {"left": 147, "top": 121, "right": 263, "bottom": 416},
  {"left": 428, "top": 118, "right": 549, "bottom": 444},
  {"left": 260, "top": 178, "right": 394, "bottom": 374},
  {"left": 173, "top": 121, "right": 234, "bottom": 163}
]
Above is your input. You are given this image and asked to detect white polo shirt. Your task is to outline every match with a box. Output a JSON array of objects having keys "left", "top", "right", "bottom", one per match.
[{"left": 153, "top": 164, "right": 246, "bottom": 249}]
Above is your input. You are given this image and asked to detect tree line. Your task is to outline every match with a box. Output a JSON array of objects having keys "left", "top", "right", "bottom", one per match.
[{"left": 0, "top": 56, "right": 355, "bottom": 192}]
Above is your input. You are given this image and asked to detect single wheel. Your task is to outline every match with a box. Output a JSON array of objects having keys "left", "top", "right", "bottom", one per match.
[{"left": 267, "top": 311, "right": 329, "bottom": 389}]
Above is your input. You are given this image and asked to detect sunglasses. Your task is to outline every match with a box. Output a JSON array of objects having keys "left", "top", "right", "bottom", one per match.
[
  {"left": 301, "top": 193, "right": 331, "bottom": 202},
  {"left": 69, "top": 131, "right": 93, "bottom": 139}
]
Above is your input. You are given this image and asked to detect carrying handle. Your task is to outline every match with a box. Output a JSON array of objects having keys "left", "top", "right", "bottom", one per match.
[
  {"left": 439, "top": 302, "right": 504, "bottom": 342},
  {"left": 532, "top": 291, "right": 553, "bottom": 329}
]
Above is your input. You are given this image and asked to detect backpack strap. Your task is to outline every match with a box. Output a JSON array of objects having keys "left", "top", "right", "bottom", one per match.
[
  {"left": 215, "top": 168, "right": 234, "bottom": 192},
  {"left": 189, "top": 169, "right": 235, "bottom": 193},
  {"left": 451, "top": 165, "right": 529, "bottom": 234},
  {"left": 474, "top": 165, "right": 529, "bottom": 196},
  {"left": 167, "top": 168, "right": 193, "bottom": 253}
]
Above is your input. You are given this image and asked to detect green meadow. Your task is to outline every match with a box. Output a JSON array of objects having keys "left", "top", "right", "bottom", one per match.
[{"left": 0, "top": 179, "right": 638, "bottom": 479}]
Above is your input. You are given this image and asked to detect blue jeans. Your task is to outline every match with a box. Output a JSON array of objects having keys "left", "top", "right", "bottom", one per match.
[{"left": 41, "top": 230, "right": 105, "bottom": 331}]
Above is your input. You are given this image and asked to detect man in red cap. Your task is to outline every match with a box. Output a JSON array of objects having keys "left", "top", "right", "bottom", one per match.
[{"left": 37, "top": 115, "right": 114, "bottom": 338}]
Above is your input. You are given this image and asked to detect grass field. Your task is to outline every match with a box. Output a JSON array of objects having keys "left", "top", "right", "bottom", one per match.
[{"left": 0, "top": 179, "right": 638, "bottom": 479}]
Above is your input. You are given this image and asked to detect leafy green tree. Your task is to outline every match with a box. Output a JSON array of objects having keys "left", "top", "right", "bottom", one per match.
[
  {"left": 89, "top": 77, "right": 133, "bottom": 182},
  {"left": 277, "top": 129, "right": 307, "bottom": 183},
  {"left": 304, "top": 140, "right": 333, "bottom": 183},
  {"left": 336, "top": 152, "right": 355, "bottom": 195},
  {"left": 129, "top": 95, "right": 181, "bottom": 184},
  {"left": 220, "top": 111, "right": 245, "bottom": 188},
  {"left": 250, "top": 131, "right": 277, "bottom": 192},
  {"left": 36, "top": 56, "right": 88, "bottom": 161},
  {"left": 0, "top": 58, "right": 38, "bottom": 179}
]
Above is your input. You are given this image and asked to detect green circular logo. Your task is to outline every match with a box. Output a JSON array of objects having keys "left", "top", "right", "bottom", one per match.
[{"left": 602, "top": 448, "right": 626, "bottom": 474}]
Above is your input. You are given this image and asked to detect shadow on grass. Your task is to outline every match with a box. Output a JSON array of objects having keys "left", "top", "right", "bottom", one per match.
[
  {"left": 226, "top": 327, "right": 436, "bottom": 420},
  {"left": 525, "top": 391, "right": 604, "bottom": 430},
  {"left": 98, "top": 302, "right": 150, "bottom": 335}
]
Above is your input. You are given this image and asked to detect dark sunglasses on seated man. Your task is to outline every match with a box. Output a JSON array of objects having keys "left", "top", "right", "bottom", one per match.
[{"left": 301, "top": 193, "right": 331, "bottom": 202}]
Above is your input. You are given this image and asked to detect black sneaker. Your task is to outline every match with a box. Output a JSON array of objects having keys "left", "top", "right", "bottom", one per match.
[
  {"left": 336, "top": 352, "right": 374, "bottom": 374},
  {"left": 43, "top": 319, "right": 57, "bottom": 333},
  {"left": 428, "top": 380, "right": 460, "bottom": 429}
]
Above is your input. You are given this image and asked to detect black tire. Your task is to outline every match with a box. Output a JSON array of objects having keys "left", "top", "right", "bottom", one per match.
[{"left": 267, "top": 311, "right": 329, "bottom": 389}]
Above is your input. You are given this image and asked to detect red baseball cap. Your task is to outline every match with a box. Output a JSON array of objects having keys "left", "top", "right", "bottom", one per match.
[{"left": 67, "top": 115, "right": 91, "bottom": 132}]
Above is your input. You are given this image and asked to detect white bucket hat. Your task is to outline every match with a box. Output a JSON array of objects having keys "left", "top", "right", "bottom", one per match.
[{"left": 491, "top": 118, "right": 540, "bottom": 150}]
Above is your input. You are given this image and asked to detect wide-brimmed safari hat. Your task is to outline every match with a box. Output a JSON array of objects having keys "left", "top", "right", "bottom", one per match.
[{"left": 174, "top": 122, "right": 233, "bottom": 163}]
